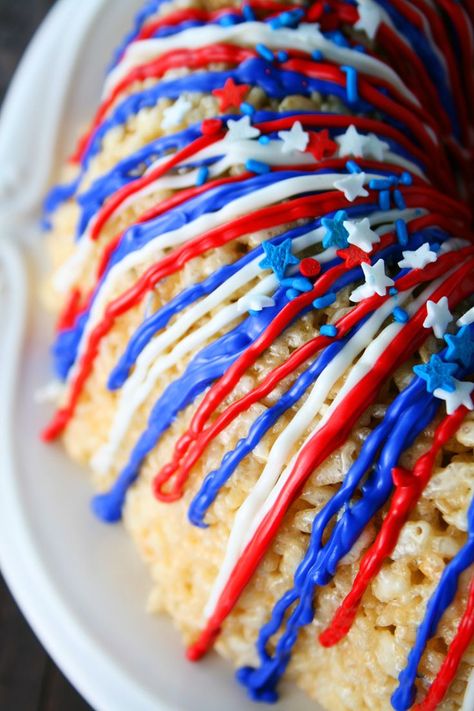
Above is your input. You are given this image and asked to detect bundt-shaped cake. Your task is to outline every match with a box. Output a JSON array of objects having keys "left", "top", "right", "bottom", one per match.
[{"left": 41, "top": 1, "right": 474, "bottom": 709}]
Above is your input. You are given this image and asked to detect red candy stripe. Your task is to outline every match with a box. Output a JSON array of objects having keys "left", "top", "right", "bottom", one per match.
[
  {"left": 187, "top": 260, "right": 474, "bottom": 660},
  {"left": 319, "top": 404, "right": 471, "bottom": 648},
  {"left": 414, "top": 576, "right": 474, "bottom": 711}
]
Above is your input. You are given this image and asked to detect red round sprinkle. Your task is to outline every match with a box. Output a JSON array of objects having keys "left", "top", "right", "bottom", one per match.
[
  {"left": 201, "top": 118, "right": 222, "bottom": 135},
  {"left": 299, "top": 257, "right": 321, "bottom": 277}
]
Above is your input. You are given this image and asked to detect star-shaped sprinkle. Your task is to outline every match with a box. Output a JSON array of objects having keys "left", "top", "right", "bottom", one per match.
[
  {"left": 457, "top": 306, "right": 474, "bottom": 327},
  {"left": 212, "top": 78, "right": 249, "bottom": 111},
  {"left": 398, "top": 243, "right": 438, "bottom": 270},
  {"left": 306, "top": 129, "right": 338, "bottom": 161},
  {"left": 344, "top": 217, "right": 380, "bottom": 252},
  {"left": 335, "top": 125, "right": 367, "bottom": 158},
  {"left": 334, "top": 172, "right": 369, "bottom": 202},
  {"left": 354, "top": 0, "right": 383, "bottom": 40},
  {"left": 337, "top": 244, "right": 371, "bottom": 268},
  {"left": 277, "top": 121, "right": 309, "bottom": 153},
  {"left": 350, "top": 259, "right": 394, "bottom": 302},
  {"left": 259, "top": 239, "right": 299, "bottom": 280},
  {"left": 237, "top": 293, "right": 275, "bottom": 314},
  {"left": 162, "top": 96, "right": 192, "bottom": 129},
  {"left": 335, "top": 125, "right": 388, "bottom": 162},
  {"left": 321, "top": 210, "right": 349, "bottom": 249},
  {"left": 413, "top": 354, "right": 457, "bottom": 393},
  {"left": 366, "top": 132, "right": 390, "bottom": 161},
  {"left": 225, "top": 115, "right": 261, "bottom": 141},
  {"left": 434, "top": 378, "right": 474, "bottom": 415},
  {"left": 423, "top": 296, "right": 453, "bottom": 339},
  {"left": 444, "top": 326, "right": 474, "bottom": 369}
]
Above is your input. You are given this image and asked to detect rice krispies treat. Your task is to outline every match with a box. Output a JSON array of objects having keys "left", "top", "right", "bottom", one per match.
[{"left": 42, "top": 1, "right": 474, "bottom": 709}]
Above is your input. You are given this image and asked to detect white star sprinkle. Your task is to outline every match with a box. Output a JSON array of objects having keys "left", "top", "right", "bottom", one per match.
[
  {"left": 335, "top": 125, "right": 367, "bottom": 158},
  {"left": 365, "top": 132, "right": 390, "bottom": 161},
  {"left": 225, "top": 115, "right": 260, "bottom": 141},
  {"left": 423, "top": 296, "right": 453, "bottom": 338},
  {"left": 162, "top": 96, "right": 192, "bottom": 129},
  {"left": 354, "top": 0, "right": 383, "bottom": 40},
  {"left": 334, "top": 172, "right": 369, "bottom": 202},
  {"left": 237, "top": 293, "right": 275, "bottom": 314},
  {"left": 457, "top": 305, "right": 474, "bottom": 327},
  {"left": 277, "top": 120, "right": 309, "bottom": 153},
  {"left": 434, "top": 379, "right": 474, "bottom": 415},
  {"left": 345, "top": 217, "right": 380, "bottom": 253},
  {"left": 335, "top": 125, "right": 389, "bottom": 162},
  {"left": 398, "top": 243, "right": 438, "bottom": 270},
  {"left": 350, "top": 259, "right": 394, "bottom": 302}
]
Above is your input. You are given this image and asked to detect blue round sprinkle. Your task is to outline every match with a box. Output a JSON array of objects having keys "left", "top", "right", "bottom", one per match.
[
  {"left": 320, "top": 324, "right": 338, "bottom": 337},
  {"left": 245, "top": 158, "right": 271, "bottom": 175},
  {"left": 240, "top": 102, "right": 255, "bottom": 116}
]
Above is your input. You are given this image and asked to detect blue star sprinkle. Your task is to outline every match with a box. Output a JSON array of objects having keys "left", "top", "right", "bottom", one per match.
[
  {"left": 444, "top": 326, "right": 474, "bottom": 369},
  {"left": 321, "top": 210, "right": 349, "bottom": 249},
  {"left": 413, "top": 354, "right": 458, "bottom": 393},
  {"left": 259, "top": 239, "right": 300, "bottom": 280}
]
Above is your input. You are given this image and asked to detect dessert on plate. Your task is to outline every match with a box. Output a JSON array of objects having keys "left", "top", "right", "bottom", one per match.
[{"left": 41, "top": 1, "right": 474, "bottom": 709}]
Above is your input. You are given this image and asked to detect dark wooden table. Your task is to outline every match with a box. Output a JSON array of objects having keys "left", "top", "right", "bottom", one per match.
[{"left": 0, "top": 1, "right": 93, "bottom": 709}]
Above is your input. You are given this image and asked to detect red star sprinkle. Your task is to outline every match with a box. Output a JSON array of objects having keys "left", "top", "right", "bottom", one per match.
[
  {"left": 212, "top": 78, "right": 250, "bottom": 111},
  {"left": 307, "top": 129, "right": 338, "bottom": 161},
  {"left": 300, "top": 257, "right": 321, "bottom": 278},
  {"left": 336, "top": 245, "right": 371, "bottom": 268}
]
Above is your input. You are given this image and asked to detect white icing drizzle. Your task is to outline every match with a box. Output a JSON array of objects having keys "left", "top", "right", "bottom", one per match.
[
  {"left": 66, "top": 172, "right": 385, "bottom": 385},
  {"left": 52, "top": 135, "right": 422, "bottom": 295},
  {"left": 203, "top": 272, "right": 453, "bottom": 619},
  {"left": 90, "top": 209, "right": 420, "bottom": 477},
  {"left": 103, "top": 22, "right": 420, "bottom": 108}
]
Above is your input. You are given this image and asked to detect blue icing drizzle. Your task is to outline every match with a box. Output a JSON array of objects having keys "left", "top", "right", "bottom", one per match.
[
  {"left": 237, "top": 337, "right": 474, "bottom": 703},
  {"left": 188, "top": 322, "right": 367, "bottom": 528},
  {"left": 81, "top": 58, "right": 376, "bottom": 166},
  {"left": 91, "top": 289, "right": 291, "bottom": 523},
  {"left": 43, "top": 106, "right": 424, "bottom": 229},
  {"left": 89, "top": 228, "right": 447, "bottom": 523},
  {"left": 237, "top": 382, "right": 437, "bottom": 702},
  {"left": 50, "top": 170, "right": 384, "bottom": 381},
  {"left": 75, "top": 126, "right": 203, "bottom": 237},
  {"left": 392, "top": 493, "right": 474, "bottom": 710},
  {"left": 108, "top": 0, "right": 165, "bottom": 71},
  {"left": 108, "top": 219, "right": 325, "bottom": 390},
  {"left": 375, "top": 0, "right": 459, "bottom": 138}
]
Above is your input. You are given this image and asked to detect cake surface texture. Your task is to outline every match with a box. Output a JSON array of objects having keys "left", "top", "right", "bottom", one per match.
[{"left": 42, "top": 1, "right": 474, "bottom": 709}]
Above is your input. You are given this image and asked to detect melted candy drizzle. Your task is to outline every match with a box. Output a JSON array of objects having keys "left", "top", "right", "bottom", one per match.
[{"left": 42, "top": 0, "right": 474, "bottom": 708}]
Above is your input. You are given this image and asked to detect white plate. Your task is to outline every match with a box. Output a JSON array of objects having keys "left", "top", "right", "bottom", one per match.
[{"left": 0, "top": 4, "right": 317, "bottom": 711}]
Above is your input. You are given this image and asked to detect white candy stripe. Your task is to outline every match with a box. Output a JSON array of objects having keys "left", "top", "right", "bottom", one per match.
[
  {"left": 462, "top": 670, "right": 474, "bottom": 711},
  {"left": 203, "top": 269, "right": 457, "bottom": 620},
  {"left": 202, "top": 292, "right": 406, "bottom": 618},
  {"left": 91, "top": 209, "right": 420, "bottom": 475},
  {"left": 109, "top": 140, "right": 425, "bottom": 225},
  {"left": 104, "top": 22, "right": 420, "bottom": 108},
  {"left": 67, "top": 172, "right": 384, "bottom": 384},
  {"left": 458, "top": 305, "right": 474, "bottom": 327},
  {"left": 54, "top": 128, "right": 424, "bottom": 296}
]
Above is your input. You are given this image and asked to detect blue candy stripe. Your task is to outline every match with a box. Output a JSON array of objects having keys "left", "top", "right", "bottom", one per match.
[
  {"left": 237, "top": 335, "right": 474, "bottom": 703},
  {"left": 43, "top": 109, "right": 425, "bottom": 227},
  {"left": 188, "top": 325, "right": 365, "bottom": 528},
  {"left": 392, "top": 467, "right": 474, "bottom": 710},
  {"left": 51, "top": 167, "right": 385, "bottom": 381},
  {"left": 90, "top": 226, "right": 448, "bottom": 524},
  {"left": 81, "top": 58, "right": 388, "bottom": 167}
]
